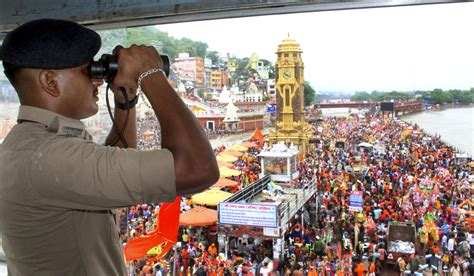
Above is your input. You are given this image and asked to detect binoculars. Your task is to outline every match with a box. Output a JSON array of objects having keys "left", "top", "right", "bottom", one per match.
[{"left": 89, "top": 54, "right": 170, "bottom": 83}]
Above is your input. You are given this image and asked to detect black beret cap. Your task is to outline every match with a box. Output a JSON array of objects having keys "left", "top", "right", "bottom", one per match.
[{"left": 0, "top": 18, "right": 101, "bottom": 69}]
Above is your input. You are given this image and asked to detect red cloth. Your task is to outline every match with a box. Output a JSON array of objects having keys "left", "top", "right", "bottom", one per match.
[
  {"left": 124, "top": 197, "right": 181, "bottom": 261},
  {"left": 251, "top": 128, "right": 264, "bottom": 147}
]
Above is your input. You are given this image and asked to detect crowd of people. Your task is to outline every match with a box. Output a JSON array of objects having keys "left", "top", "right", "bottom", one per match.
[
  {"left": 123, "top": 111, "right": 473, "bottom": 275},
  {"left": 137, "top": 111, "right": 248, "bottom": 149}
]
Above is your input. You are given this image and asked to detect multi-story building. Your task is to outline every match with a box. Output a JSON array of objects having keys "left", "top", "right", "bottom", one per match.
[
  {"left": 267, "top": 79, "right": 276, "bottom": 97},
  {"left": 173, "top": 53, "right": 205, "bottom": 88},
  {"left": 210, "top": 70, "right": 230, "bottom": 90},
  {"left": 256, "top": 61, "right": 270, "bottom": 80},
  {"left": 204, "top": 58, "right": 212, "bottom": 88},
  {"left": 227, "top": 60, "right": 238, "bottom": 73}
]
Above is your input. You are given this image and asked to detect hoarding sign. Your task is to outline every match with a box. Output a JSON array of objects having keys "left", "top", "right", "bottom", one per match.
[
  {"left": 349, "top": 191, "right": 363, "bottom": 211},
  {"left": 263, "top": 227, "right": 280, "bottom": 237},
  {"left": 219, "top": 203, "right": 278, "bottom": 228}
]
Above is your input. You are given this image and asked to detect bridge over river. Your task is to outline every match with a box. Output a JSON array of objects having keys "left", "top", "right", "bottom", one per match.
[{"left": 314, "top": 100, "right": 424, "bottom": 116}]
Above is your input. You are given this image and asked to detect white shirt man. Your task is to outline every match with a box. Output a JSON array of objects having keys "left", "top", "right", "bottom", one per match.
[
  {"left": 441, "top": 234, "right": 448, "bottom": 252},
  {"left": 468, "top": 232, "right": 474, "bottom": 246},
  {"left": 447, "top": 237, "right": 456, "bottom": 253},
  {"left": 260, "top": 262, "right": 272, "bottom": 276}
]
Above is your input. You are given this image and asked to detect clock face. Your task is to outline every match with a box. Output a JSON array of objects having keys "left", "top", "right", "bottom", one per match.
[{"left": 282, "top": 70, "right": 292, "bottom": 80}]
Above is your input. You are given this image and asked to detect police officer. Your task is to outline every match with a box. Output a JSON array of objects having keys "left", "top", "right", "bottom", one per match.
[{"left": 0, "top": 19, "right": 219, "bottom": 275}]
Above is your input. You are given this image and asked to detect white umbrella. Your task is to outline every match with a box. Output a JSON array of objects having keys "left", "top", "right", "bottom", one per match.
[{"left": 358, "top": 142, "right": 373, "bottom": 148}]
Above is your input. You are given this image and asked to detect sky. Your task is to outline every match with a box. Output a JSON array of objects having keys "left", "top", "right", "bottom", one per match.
[{"left": 156, "top": 2, "right": 473, "bottom": 93}]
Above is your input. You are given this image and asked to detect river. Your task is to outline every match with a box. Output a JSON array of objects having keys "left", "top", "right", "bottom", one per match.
[{"left": 402, "top": 107, "right": 474, "bottom": 157}]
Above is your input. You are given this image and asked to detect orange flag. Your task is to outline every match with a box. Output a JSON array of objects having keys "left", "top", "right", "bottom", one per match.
[
  {"left": 124, "top": 196, "right": 181, "bottom": 261},
  {"left": 251, "top": 127, "right": 264, "bottom": 147}
]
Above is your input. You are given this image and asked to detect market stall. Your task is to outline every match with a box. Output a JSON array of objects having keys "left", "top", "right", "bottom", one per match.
[
  {"left": 222, "top": 149, "right": 244, "bottom": 158},
  {"left": 191, "top": 189, "right": 233, "bottom": 206},
  {"left": 179, "top": 206, "right": 218, "bottom": 227},
  {"left": 217, "top": 153, "right": 238, "bottom": 163},
  {"left": 219, "top": 167, "right": 241, "bottom": 178},
  {"left": 240, "top": 141, "right": 259, "bottom": 148},
  {"left": 211, "top": 178, "right": 239, "bottom": 189}
]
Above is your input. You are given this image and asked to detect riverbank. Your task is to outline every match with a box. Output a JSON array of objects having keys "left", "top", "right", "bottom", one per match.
[
  {"left": 209, "top": 128, "right": 269, "bottom": 149},
  {"left": 401, "top": 106, "right": 474, "bottom": 157},
  {"left": 428, "top": 103, "right": 473, "bottom": 111}
]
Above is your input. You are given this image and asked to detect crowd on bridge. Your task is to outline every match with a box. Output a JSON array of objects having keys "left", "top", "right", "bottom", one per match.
[{"left": 123, "top": 111, "right": 473, "bottom": 276}]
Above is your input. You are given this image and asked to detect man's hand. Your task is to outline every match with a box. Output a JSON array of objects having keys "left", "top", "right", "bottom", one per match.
[{"left": 109, "top": 44, "right": 164, "bottom": 103}]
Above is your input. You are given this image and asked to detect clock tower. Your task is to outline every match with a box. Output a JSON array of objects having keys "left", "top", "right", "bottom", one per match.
[{"left": 269, "top": 37, "right": 309, "bottom": 154}]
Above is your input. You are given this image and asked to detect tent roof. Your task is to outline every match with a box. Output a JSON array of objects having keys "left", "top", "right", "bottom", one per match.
[
  {"left": 217, "top": 160, "right": 235, "bottom": 168},
  {"left": 191, "top": 189, "right": 233, "bottom": 206},
  {"left": 241, "top": 141, "right": 258, "bottom": 148},
  {"left": 179, "top": 206, "right": 217, "bottom": 227},
  {"left": 222, "top": 149, "right": 244, "bottom": 157},
  {"left": 211, "top": 178, "right": 239, "bottom": 189},
  {"left": 219, "top": 167, "right": 241, "bottom": 177},
  {"left": 216, "top": 154, "right": 238, "bottom": 163}
]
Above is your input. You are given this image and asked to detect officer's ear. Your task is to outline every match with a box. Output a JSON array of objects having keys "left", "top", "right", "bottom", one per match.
[{"left": 38, "top": 69, "right": 60, "bottom": 97}]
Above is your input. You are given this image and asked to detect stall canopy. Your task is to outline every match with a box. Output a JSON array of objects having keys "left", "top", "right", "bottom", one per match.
[
  {"left": 211, "top": 178, "right": 239, "bottom": 189},
  {"left": 191, "top": 189, "right": 233, "bottom": 206},
  {"left": 216, "top": 153, "right": 238, "bottom": 163},
  {"left": 179, "top": 206, "right": 218, "bottom": 227},
  {"left": 230, "top": 145, "right": 248, "bottom": 152},
  {"left": 217, "top": 160, "right": 235, "bottom": 169},
  {"left": 219, "top": 167, "right": 242, "bottom": 177},
  {"left": 222, "top": 149, "right": 244, "bottom": 158},
  {"left": 240, "top": 141, "right": 258, "bottom": 148}
]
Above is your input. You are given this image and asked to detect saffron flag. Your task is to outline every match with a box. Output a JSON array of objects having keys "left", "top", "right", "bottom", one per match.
[
  {"left": 124, "top": 196, "right": 181, "bottom": 261},
  {"left": 251, "top": 127, "right": 264, "bottom": 147}
]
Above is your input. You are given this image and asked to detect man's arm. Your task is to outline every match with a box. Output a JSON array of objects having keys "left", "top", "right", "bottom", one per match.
[
  {"left": 141, "top": 72, "right": 219, "bottom": 194},
  {"left": 113, "top": 45, "right": 219, "bottom": 195}
]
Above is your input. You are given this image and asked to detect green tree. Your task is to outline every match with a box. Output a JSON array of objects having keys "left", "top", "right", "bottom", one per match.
[
  {"left": 206, "top": 51, "right": 219, "bottom": 65},
  {"left": 155, "top": 31, "right": 179, "bottom": 58},
  {"left": 370, "top": 91, "right": 382, "bottom": 101},
  {"left": 459, "top": 92, "right": 474, "bottom": 104},
  {"left": 304, "top": 81, "right": 316, "bottom": 107},
  {"left": 430, "top": 88, "right": 446, "bottom": 104},
  {"left": 120, "top": 27, "right": 209, "bottom": 59},
  {"left": 97, "top": 29, "right": 127, "bottom": 56},
  {"left": 351, "top": 91, "right": 371, "bottom": 102},
  {"left": 176, "top": 38, "right": 208, "bottom": 58},
  {"left": 125, "top": 26, "right": 158, "bottom": 46},
  {"left": 448, "top": 89, "right": 463, "bottom": 102},
  {"left": 234, "top": 57, "right": 251, "bottom": 88},
  {"left": 380, "top": 91, "right": 413, "bottom": 101},
  {"left": 195, "top": 41, "right": 208, "bottom": 58}
]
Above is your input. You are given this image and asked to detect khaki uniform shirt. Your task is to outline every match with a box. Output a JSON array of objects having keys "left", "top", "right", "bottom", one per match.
[{"left": 0, "top": 106, "right": 176, "bottom": 275}]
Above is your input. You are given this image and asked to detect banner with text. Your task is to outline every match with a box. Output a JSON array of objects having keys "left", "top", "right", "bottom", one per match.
[
  {"left": 219, "top": 203, "right": 278, "bottom": 228},
  {"left": 349, "top": 191, "right": 363, "bottom": 212}
]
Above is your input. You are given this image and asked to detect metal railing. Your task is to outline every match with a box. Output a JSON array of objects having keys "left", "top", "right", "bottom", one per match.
[
  {"left": 223, "top": 175, "right": 319, "bottom": 232},
  {"left": 223, "top": 175, "right": 271, "bottom": 203},
  {"left": 278, "top": 179, "right": 317, "bottom": 230}
]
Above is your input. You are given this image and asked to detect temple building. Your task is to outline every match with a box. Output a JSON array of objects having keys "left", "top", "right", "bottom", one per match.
[
  {"left": 223, "top": 101, "right": 240, "bottom": 130},
  {"left": 249, "top": 53, "right": 259, "bottom": 70},
  {"left": 269, "top": 37, "right": 310, "bottom": 154}
]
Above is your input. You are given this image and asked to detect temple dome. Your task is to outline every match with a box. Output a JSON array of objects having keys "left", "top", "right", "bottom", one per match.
[
  {"left": 218, "top": 86, "right": 231, "bottom": 104},
  {"left": 277, "top": 37, "right": 302, "bottom": 53},
  {"left": 223, "top": 100, "right": 240, "bottom": 123}
]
